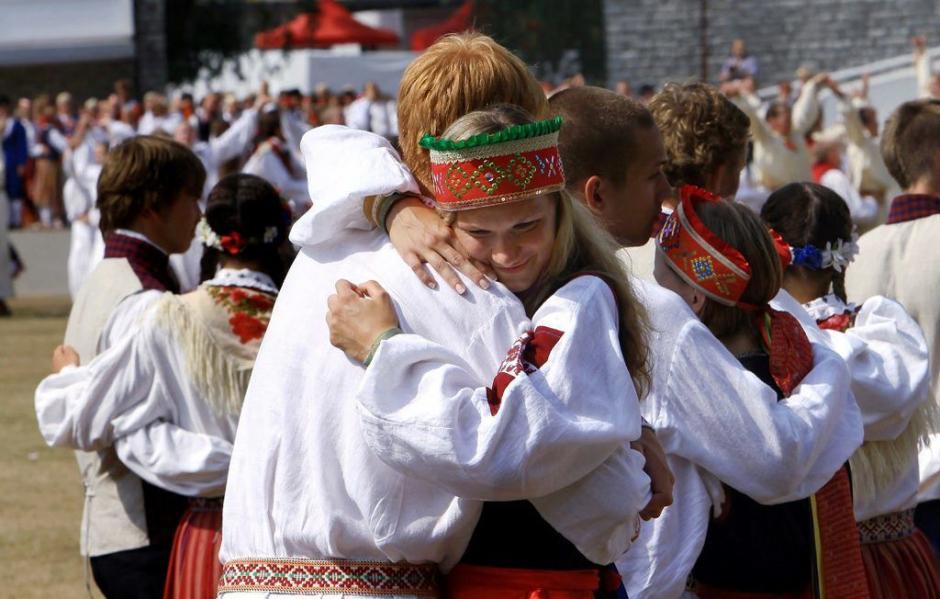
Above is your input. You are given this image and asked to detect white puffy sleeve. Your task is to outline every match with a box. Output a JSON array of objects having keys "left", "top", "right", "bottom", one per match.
[
  {"left": 819, "top": 169, "right": 879, "bottom": 227},
  {"left": 617, "top": 457, "right": 712, "bottom": 599},
  {"left": 916, "top": 51, "right": 933, "bottom": 99},
  {"left": 34, "top": 303, "right": 232, "bottom": 496},
  {"left": 792, "top": 79, "right": 822, "bottom": 135},
  {"left": 816, "top": 296, "right": 930, "bottom": 440},
  {"left": 732, "top": 93, "right": 773, "bottom": 146},
  {"left": 208, "top": 108, "right": 258, "bottom": 166},
  {"left": 116, "top": 424, "right": 231, "bottom": 497},
  {"left": 35, "top": 317, "right": 171, "bottom": 450},
  {"left": 356, "top": 276, "right": 646, "bottom": 502},
  {"left": 649, "top": 319, "right": 862, "bottom": 505},
  {"left": 290, "top": 125, "right": 419, "bottom": 248}
]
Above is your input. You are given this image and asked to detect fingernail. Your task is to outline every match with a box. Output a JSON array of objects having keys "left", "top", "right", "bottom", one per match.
[
  {"left": 456, "top": 284, "right": 466, "bottom": 294},
  {"left": 479, "top": 278, "right": 491, "bottom": 290},
  {"left": 427, "top": 281, "right": 437, "bottom": 289}
]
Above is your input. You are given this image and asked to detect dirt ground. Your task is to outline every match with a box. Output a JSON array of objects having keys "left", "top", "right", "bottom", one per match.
[{"left": 1, "top": 296, "right": 102, "bottom": 598}]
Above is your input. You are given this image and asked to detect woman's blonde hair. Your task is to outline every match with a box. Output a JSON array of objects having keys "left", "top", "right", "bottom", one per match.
[
  {"left": 692, "top": 200, "right": 783, "bottom": 341},
  {"left": 439, "top": 105, "right": 651, "bottom": 397},
  {"left": 398, "top": 32, "right": 548, "bottom": 194}
]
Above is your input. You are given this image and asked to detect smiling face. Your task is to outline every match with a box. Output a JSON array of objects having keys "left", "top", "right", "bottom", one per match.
[{"left": 451, "top": 194, "right": 558, "bottom": 293}]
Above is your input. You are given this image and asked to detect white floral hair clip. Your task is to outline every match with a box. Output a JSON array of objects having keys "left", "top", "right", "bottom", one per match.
[
  {"left": 198, "top": 218, "right": 282, "bottom": 255},
  {"left": 790, "top": 228, "right": 859, "bottom": 273},
  {"left": 197, "top": 218, "right": 222, "bottom": 251}
]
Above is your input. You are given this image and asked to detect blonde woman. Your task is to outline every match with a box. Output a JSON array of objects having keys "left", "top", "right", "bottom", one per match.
[{"left": 327, "top": 105, "right": 652, "bottom": 598}]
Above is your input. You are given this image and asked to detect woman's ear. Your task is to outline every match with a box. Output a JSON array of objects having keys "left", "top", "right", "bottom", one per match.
[{"left": 689, "top": 288, "right": 708, "bottom": 316}]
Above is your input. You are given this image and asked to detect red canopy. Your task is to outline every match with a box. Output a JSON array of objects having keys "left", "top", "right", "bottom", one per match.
[
  {"left": 255, "top": 0, "right": 400, "bottom": 49},
  {"left": 410, "top": 0, "right": 474, "bottom": 51}
]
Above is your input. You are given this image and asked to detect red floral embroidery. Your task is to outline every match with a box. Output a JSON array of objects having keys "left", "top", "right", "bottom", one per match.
[
  {"left": 206, "top": 285, "right": 275, "bottom": 344},
  {"left": 248, "top": 294, "right": 275, "bottom": 311},
  {"left": 229, "top": 311, "right": 268, "bottom": 343}
]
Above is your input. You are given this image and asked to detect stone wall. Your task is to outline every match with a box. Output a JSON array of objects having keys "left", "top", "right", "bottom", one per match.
[
  {"left": 134, "top": 0, "right": 167, "bottom": 93},
  {"left": 604, "top": 0, "right": 940, "bottom": 88}
]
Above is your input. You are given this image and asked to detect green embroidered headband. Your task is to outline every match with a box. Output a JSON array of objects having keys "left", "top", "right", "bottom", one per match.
[{"left": 421, "top": 116, "right": 565, "bottom": 211}]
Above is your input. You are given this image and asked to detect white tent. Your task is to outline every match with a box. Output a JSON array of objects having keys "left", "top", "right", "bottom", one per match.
[{"left": 179, "top": 48, "right": 418, "bottom": 98}]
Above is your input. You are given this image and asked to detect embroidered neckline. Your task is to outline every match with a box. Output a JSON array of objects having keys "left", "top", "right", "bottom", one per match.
[
  {"left": 203, "top": 268, "right": 278, "bottom": 295},
  {"left": 803, "top": 293, "right": 858, "bottom": 321}
]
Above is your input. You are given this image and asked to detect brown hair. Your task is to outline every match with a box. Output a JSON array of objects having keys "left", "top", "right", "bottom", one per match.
[
  {"left": 761, "top": 182, "right": 853, "bottom": 302},
  {"left": 397, "top": 32, "right": 548, "bottom": 192},
  {"left": 441, "top": 105, "right": 651, "bottom": 397},
  {"left": 548, "top": 86, "right": 655, "bottom": 187},
  {"left": 97, "top": 135, "right": 206, "bottom": 233},
  {"left": 648, "top": 82, "right": 750, "bottom": 188},
  {"left": 692, "top": 200, "right": 783, "bottom": 340},
  {"left": 880, "top": 99, "right": 940, "bottom": 189}
]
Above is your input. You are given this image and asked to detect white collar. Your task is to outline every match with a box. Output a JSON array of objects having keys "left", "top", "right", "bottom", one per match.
[
  {"left": 204, "top": 268, "right": 278, "bottom": 295},
  {"left": 803, "top": 293, "right": 857, "bottom": 320},
  {"left": 113, "top": 229, "right": 168, "bottom": 255}
]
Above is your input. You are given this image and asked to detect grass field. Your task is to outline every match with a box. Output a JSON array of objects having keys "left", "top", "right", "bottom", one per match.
[{"left": 1, "top": 296, "right": 102, "bottom": 598}]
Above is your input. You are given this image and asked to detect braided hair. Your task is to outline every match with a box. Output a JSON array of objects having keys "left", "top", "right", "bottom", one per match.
[
  {"left": 760, "top": 182, "right": 853, "bottom": 302},
  {"left": 198, "top": 173, "right": 293, "bottom": 287}
]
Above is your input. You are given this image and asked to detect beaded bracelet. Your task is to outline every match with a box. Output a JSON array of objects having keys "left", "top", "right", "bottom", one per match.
[{"left": 363, "top": 327, "right": 403, "bottom": 367}]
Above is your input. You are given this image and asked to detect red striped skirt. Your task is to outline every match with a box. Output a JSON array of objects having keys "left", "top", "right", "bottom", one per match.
[
  {"left": 859, "top": 509, "right": 940, "bottom": 599},
  {"left": 163, "top": 497, "right": 223, "bottom": 599},
  {"left": 445, "top": 564, "right": 598, "bottom": 599}
]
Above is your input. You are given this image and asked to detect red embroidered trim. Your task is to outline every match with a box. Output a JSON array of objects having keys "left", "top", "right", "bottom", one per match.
[
  {"left": 430, "top": 146, "right": 565, "bottom": 210},
  {"left": 658, "top": 184, "right": 752, "bottom": 307},
  {"left": 759, "top": 308, "right": 814, "bottom": 397},
  {"left": 811, "top": 467, "right": 870, "bottom": 598},
  {"left": 218, "top": 558, "right": 439, "bottom": 595},
  {"left": 486, "top": 326, "right": 564, "bottom": 415}
]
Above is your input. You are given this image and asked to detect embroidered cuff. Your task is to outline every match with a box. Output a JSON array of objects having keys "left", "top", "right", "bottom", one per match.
[
  {"left": 363, "top": 327, "right": 403, "bottom": 367},
  {"left": 372, "top": 192, "right": 412, "bottom": 234}
]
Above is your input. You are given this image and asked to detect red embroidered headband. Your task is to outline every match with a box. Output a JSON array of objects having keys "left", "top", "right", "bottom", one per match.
[
  {"left": 420, "top": 116, "right": 566, "bottom": 211},
  {"left": 656, "top": 185, "right": 752, "bottom": 307}
]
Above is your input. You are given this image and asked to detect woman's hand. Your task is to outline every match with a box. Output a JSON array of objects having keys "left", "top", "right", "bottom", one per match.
[
  {"left": 327, "top": 280, "right": 400, "bottom": 363},
  {"left": 52, "top": 345, "right": 80, "bottom": 373},
  {"left": 387, "top": 197, "right": 495, "bottom": 294}
]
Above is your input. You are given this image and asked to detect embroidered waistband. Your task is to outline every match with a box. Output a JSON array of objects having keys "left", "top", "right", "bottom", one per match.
[
  {"left": 858, "top": 508, "right": 915, "bottom": 544},
  {"left": 218, "top": 558, "right": 440, "bottom": 596}
]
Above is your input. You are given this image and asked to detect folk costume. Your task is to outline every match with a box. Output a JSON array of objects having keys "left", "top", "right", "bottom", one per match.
[
  {"left": 802, "top": 291, "right": 940, "bottom": 598},
  {"left": 220, "top": 124, "right": 649, "bottom": 599},
  {"left": 645, "top": 185, "right": 868, "bottom": 598},
  {"left": 36, "top": 261, "right": 277, "bottom": 599},
  {"left": 42, "top": 230, "right": 225, "bottom": 598},
  {"left": 302, "top": 134, "right": 863, "bottom": 599},
  {"left": 351, "top": 119, "right": 651, "bottom": 598},
  {"left": 845, "top": 195, "right": 940, "bottom": 552},
  {"left": 0, "top": 143, "right": 12, "bottom": 305},
  {"left": 62, "top": 129, "right": 106, "bottom": 297},
  {"left": 837, "top": 98, "right": 898, "bottom": 204},
  {"left": 732, "top": 79, "right": 822, "bottom": 191},
  {"left": 810, "top": 150, "right": 881, "bottom": 230},
  {"left": 242, "top": 133, "right": 309, "bottom": 218},
  {"left": 170, "top": 108, "right": 261, "bottom": 293}
]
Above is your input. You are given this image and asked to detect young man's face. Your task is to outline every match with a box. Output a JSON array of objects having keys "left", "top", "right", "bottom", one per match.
[
  {"left": 153, "top": 190, "right": 201, "bottom": 255},
  {"left": 602, "top": 125, "right": 671, "bottom": 247},
  {"left": 767, "top": 107, "right": 792, "bottom": 137}
]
